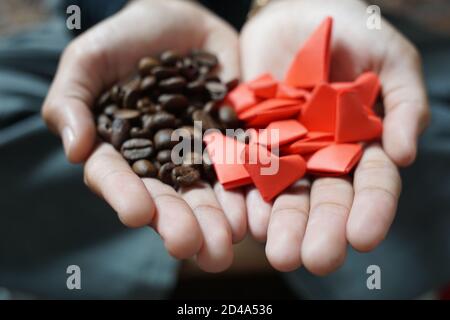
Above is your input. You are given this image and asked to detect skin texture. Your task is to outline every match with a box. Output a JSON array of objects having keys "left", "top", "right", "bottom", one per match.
[
  {"left": 241, "top": 0, "right": 430, "bottom": 274},
  {"left": 42, "top": 0, "right": 430, "bottom": 274}
]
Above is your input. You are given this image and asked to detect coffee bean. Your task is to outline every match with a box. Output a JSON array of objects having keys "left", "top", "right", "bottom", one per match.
[
  {"left": 192, "top": 110, "right": 219, "bottom": 131},
  {"left": 151, "top": 66, "right": 178, "bottom": 80},
  {"left": 202, "top": 152, "right": 217, "bottom": 183},
  {"left": 97, "top": 91, "right": 112, "bottom": 109},
  {"left": 97, "top": 121, "right": 112, "bottom": 142},
  {"left": 171, "top": 165, "right": 201, "bottom": 187},
  {"left": 121, "top": 138, "right": 154, "bottom": 161},
  {"left": 158, "top": 94, "right": 188, "bottom": 114},
  {"left": 179, "top": 57, "right": 199, "bottom": 80},
  {"left": 114, "top": 109, "right": 141, "bottom": 121},
  {"left": 122, "top": 79, "right": 141, "bottom": 109},
  {"left": 203, "top": 101, "right": 219, "bottom": 115},
  {"left": 97, "top": 114, "right": 111, "bottom": 125},
  {"left": 156, "top": 149, "right": 173, "bottom": 164},
  {"left": 132, "top": 160, "right": 157, "bottom": 178},
  {"left": 192, "top": 50, "right": 218, "bottom": 69},
  {"left": 104, "top": 104, "right": 119, "bottom": 117},
  {"left": 218, "top": 106, "right": 239, "bottom": 128},
  {"left": 111, "top": 118, "right": 131, "bottom": 149},
  {"left": 158, "top": 162, "right": 176, "bottom": 186},
  {"left": 225, "top": 78, "right": 239, "bottom": 91},
  {"left": 140, "top": 76, "right": 157, "bottom": 92},
  {"left": 205, "top": 81, "right": 227, "bottom": 101},
  {"left": 186, "top": 79, "right": 206, "bottom": 93},
  {"left": 110, "top": 85, "right": 124, "bottom": 104},
  {"left": 130, "top": 127, "right": 151, "bottom": 139},
  {"left": 160, "top": 50, "right": 181, "bottom": 66},
  {"left": 154, "top": 129, "right": 176, "bottom": 150},
  {"left": 158, "top": 76, "right": 186, "bottom": 92},
  {"left": 139, "top": 57, "right": 160, "bottom": 76},
  {"left": 144, "top": 111, "right": 177, "bottom": 131}
]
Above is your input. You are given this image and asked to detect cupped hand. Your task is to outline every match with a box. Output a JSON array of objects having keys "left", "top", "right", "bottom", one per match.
[
  {"left": 42, "top": 0, "right": 247, "bottom": 272},
  {"left": 240, "top": 0, "right": 430, "bottom": 274}
]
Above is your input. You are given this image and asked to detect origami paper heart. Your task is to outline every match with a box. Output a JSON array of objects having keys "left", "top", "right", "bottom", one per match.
[
  {"left": 248, "top": 73, "right": 278, "bottom": 99},
  {"left": 281, "top": 131, "right": 334, "bottom": 155},
  {"left": 258, "top": 119, "right": 308, "bottom": 147},
  {"left": 276, "top": 83, "right": 311, "bottom": 100},
  {"left": 204, "top": 132, "right": 252, "bottom": 189},
  {"left": 335, "top": 90, "right": 382, "bottom": 143},
  {"left": 227, "top": 84, "right": 259, "bottom": 114},
  {"left": 285, "top": 17, "right": 333, "bottom": 88},
  {"left": 299, "top": 83, "right": 337, "bottom": 133},
  {"left": 244, "top": 144, "right": 306, "bottom": 202},
  {"left": 246, "top": 105, "right": 303, "bottom": 127},
  {"left": 239, "top": 98, "right": 301, "bottom": 120},
  {"left": 306, "top": 143, "right": 363, "bottom": 175},
  {"left": 332, "top": 72, "right": 381, "bottom": 108}
]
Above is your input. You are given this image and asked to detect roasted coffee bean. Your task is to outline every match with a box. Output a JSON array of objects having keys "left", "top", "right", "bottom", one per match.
[
  {"left": 218, "top": 106, "right": 239, "bottom": 128},
  {"left": 121, "top": 138, "right": 154, "bottom": 161},
  {"left": 111, "top": 118, "right": 131, "bottom": 149},
  {"left": 192, "top": 50, "right": 218, "bottom": 68},
  {"left": 205, "top": 81, "right": 227, "bottom": 101},
  {"left": 97, "top": 114, "right": 111, "bottom": 125},
  {"left": 202, "top": 152, "right": 217, "bottom": 183},
  {"left": 151, "top": 66, "right": 178, "bottom": 80},
  {"left": 171, "top": 165, "right": 201, "bottom": 187},
  {"left": 140, "top": 76, "right": 157, "bottom": 92},
  {"left": 153, "top": 161, "right": 162, "bottom": 171},
  {"left": 97, "top": 91, "right": 112, "bottom": 109},
  {"left": 225, "top": 78, "right": 239, "bottom": 91},
  {"left": 192, "top": 110, "right": 219, "bottom": 131},
  {"left": 158, "top": 76, "right": 186, "bottom": 92},
  {"left": 97, "top": 121, "right": 112, "bottom": 142},
  {"left": 158, "top": 162, "right": 176, "bottom": 186},
  {"left": 130, "top": 127, "right": 151, "bottom": 139},
  {"left": 104, "top": 104, "right": 119, "bottom": 117},
  {"left": 203, "top": 101, "right": 219, "bottom": 115},
  {"left": 158, "top": 94, "right": 188, "bottom": 114},
  {"left": 139, "top": 57, "right": 160, "bottom": 76},
  {"left": 110, "top": 85, "right": 124, "bottom": 104},
  {"left": 114, "top": 109, "right": 141, "bottom": 121},
  {"left": 144, "top": 112, "right": 177, "bottom": 131},
  {"left": 137, "top": 97, "right": 154, "bottom": 110},
  {"left": 156, "top": 149, "right": 172, "bottom": 164},
  {"left": 154, "top": 129, "right": 176, "bottom": 150},
  {"left": 160, "top": 50, "right": 181, "bottom": 66},
  {"left": 122, "top": 79, "right": 141, "bottom": 109},
  {"left": 179, "top": 58, "right": 199, "bottom": 80},
  {"left": 132, "top": 160, "right": 157, "bottom": 178},
  {"left": 186, "top": 79, "right": 205, "bottom": 93}
]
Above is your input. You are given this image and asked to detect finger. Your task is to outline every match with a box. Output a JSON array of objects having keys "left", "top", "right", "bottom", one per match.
[
  {"left": 347, "top": 144, "right": 401, "bottom": 252},
  {"left": 214, "top": 183, "right": 247, "bottom": 243},
  {"left": 380, "top": 41, "right": 430, "bottom": 167},
  {"left": 302, "top": 177, "right": 353, "bottom": 276},
  {"left": 142, "top": 179, "right": 203, "bottom": 260},
  {"left": 246, "top": 187, "right": 272, "bottom": 242},
  {"left": 266, "top": 179, "right": 310, "bottom": 272},
  {"left": 180, "top": 182, "right": 233, "bottom": 273},
  {"left": 84, "top": 143, "right": 155, "bottom": 228}
]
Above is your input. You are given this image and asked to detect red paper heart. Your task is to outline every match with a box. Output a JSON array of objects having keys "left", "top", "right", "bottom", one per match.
[
  {"left": 285, "top": 17, "right": 333, "bottom": 88},
  {"left": 306, "top": 143, "right": 363, "bottom": 175},
  {"left": 299, "top": 83, "right": 337, "bottom": 133},
  {"left": 227, "top": 84, "right": 259, "bottom": 114},
  {"left": 332, "top": 72, "right": 380, "bottom": 108},
  {"left": 204, "top": 132, "right": 252, "bottom": 189},
  {"left": 246, "top": 105, "right": 303, "bottom": 127},
  {"left": 239, "top": 98, "right": 301, "bottom": 120},
  {"left": 335, "top": 90, "right": 382, "bottom": 143},
  {"left": 281, "top": 131, "right": 334, "bottom": 155},
  {"left": 244, "top": 144, "right": 306, "bottom": 202},
  {"left": 248, "top": 73, "right": 278, "bottom": 99},
  {"left": 258, "top": 119, "right": 308, "bottom": 147},
  {"left": 276, "top": 83, "right": 311, "bottom": 100}
]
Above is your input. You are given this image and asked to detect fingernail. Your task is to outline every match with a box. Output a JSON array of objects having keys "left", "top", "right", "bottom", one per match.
[{"left": 62, "top": 126, "right": 75, "bottom": 156}]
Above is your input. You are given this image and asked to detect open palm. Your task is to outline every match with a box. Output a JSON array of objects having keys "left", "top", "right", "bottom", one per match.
[
  {"left": 42, "top": 0, "right": 247, "bottom": 273},
  {"left": 240, "top": 0, "right": 429, "bottom": 274}
]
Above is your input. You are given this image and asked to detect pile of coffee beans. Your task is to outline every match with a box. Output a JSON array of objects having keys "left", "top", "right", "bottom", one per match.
[{"left": 94, "top": 50, "right": 240, "bottom": 188}]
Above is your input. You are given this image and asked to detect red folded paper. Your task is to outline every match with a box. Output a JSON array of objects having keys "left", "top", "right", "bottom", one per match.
[
  {"left": 276, "top": 83, "right": 311, "bottom": 100},
  {"left": 335, "top": 90, "right": 382, "bottom": 143},
  {"left": 244, "top": 144, "right": 306, "bottom": 202},
  {"left": 248, "top": 73, "right": 278, "bottom": 99},
  {"left": 204, "top": 132, "right": 252, "bottom": 189},
  {"left": 227, "top": 84, "right": 259, "bottom": 114},
  {"left": 246, "top": 105, "right": 303, "bottom": 127},
  {"left": 258, "top": 119, "right": 308, "bottom": 147},
  {"left": 281, "top": 131, "right": 334, "bottom": 155},
  {"left": 285, "top": 17, "right": 333, "bottom": 88},
  {"left": 306, "top": 143, "right": 363, "bottom": 175},
  {"left": 332, "top": 72, "right": 380, "bottom": 108}
]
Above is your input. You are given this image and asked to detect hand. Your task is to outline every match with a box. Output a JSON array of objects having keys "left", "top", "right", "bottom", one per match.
[
  {"left": 240, "top": 0, "right": 430, "bottom": 274},
  {"left": 42, "top": 0, "right": 247, "bottom": 272}
]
